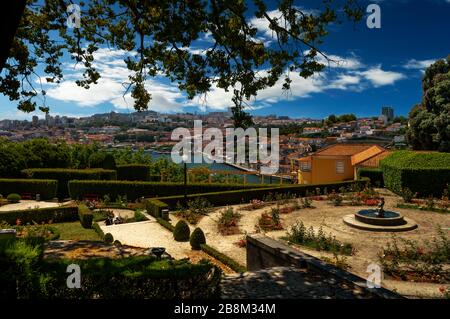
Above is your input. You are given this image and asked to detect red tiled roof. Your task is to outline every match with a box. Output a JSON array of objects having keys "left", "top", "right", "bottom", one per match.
[{"left": 314, "top": 144, "right": 380, "bottom": 156}]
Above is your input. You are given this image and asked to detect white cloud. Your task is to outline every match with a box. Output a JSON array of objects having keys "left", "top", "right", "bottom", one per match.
[
  {"left": 45, "top": 48, "right": 187, "bottom": 113},
  {"left": 43, "top": 46, "right": 405, "bottom": 114},
  {"left": 312, "top": 52, "right": 364, "bottom": 70},
  {"left": 358, "top": 67, "right": 405, "bottom": 87},
  {"left": 403, "top": 58, "right": 436, "bottom": 70}
]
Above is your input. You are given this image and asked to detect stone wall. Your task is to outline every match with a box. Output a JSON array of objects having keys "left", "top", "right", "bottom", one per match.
[{"left": 246, "top": 234, "right": 402, "bottom": 299}]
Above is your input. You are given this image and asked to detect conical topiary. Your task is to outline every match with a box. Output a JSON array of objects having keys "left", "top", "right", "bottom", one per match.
[
  {"left": 173, "top": 220, "right": 190, "bottom": 242},
  {"left": 190, "top": 227, "right": 206, "bottom": 250}
]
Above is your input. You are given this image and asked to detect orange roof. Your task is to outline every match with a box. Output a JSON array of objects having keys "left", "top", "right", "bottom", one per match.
[
  {"left": 314, "top": 144, "right": 379, "bottom": 156},
  {"left": 356, "top": 150, "right": 392, "bottom": 168},
  {"left": 298, "top": 156, "right": 312, "bottom": 162},
  {"left": 351, "top": 145, "right": 386, "bottom": 166}
]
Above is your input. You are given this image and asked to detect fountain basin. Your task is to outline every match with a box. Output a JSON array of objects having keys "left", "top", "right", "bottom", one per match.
[{"left": 355, "top": 210, "right": 406, "bottom": 226}]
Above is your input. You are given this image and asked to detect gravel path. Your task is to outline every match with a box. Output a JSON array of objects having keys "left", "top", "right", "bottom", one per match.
[
  {"left": 99, "top": 217, "right": 192, "bottom": 260},
  {"left": 0, "top": 200, "right": 71, "bottom": 211}
]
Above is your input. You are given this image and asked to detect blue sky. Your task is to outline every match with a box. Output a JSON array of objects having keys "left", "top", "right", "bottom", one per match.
[{"left": 1, "top": 0, "right": 450, "bottom": 120}]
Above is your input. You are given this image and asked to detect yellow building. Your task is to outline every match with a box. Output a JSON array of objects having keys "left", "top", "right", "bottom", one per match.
[{"left": 297, "top": 144, "right": 386, "bottom": 184}]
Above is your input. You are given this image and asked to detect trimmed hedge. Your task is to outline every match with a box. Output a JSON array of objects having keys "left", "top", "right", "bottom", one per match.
[
  {"left": 22, "top": 168, "right": 117, "bottom": 199},
  {"left": 1, "top": 240, "right": 222, "bottom": 299},
  {"left": 92, "top": 222, "right": 105, "bottom": 239},
  {"left": 0, "top": 205, "right": 78, "bottom": 225},
  {"left": 358, "top": 168, "right": 384, "bottom": 187},
  {"left": 68, "top": 180, "right": 267, "bottom": 201},
  {"left": 156, "top": 218, "right": 175, "bottom": 232},
  {"left": 78, "top": 204, "right": 93, "bottom": 229},
  {"left": 200, "top": 244, "right": 247, "bottom": 273},
  {"left": 117, "top": 164, "right": 151, "bottom": 181},
  {"left": 381, "top": 151, "right": 450, "bottom": 197},
  {"left": 146, "top": 179, "right": 369, "bottom": 209},
  {"left": 146, "top": 199, "right": 169, "bottom": 218},
  {"left": 0, "top": 179, "right": 58, "bottom": 200}
]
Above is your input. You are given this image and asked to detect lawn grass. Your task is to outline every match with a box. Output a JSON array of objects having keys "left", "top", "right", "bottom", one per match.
[{"left": 51, "top": 222, "right": 102, "bottom": 241}]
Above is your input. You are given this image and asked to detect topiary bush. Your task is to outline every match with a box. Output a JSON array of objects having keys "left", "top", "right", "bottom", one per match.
[
  {"left": 190, "top": 227, "right": 206, "bottom": 250},
  {"left": 104, "top": 233, "right": 114, "bottom": 244},
  {"left": 7, "top": 193, "right": 21, "bottom": 203},
  {"left": 173, "top": 220, "right": 190, "bottom": 242}
]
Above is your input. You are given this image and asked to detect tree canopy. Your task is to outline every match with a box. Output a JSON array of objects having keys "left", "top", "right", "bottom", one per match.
[
  {"left": 406, "top": 56, "right": 450, "bottom": 152},
  {"left": 0, "top": 0, "right": 363, "bottom": 124}
]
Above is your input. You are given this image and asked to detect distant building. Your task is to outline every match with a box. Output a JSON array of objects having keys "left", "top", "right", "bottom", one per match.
[
  {"left": 381, "top": 106, "right": 394, "bottom": 123},
  {"left": 297, "top": 144, "right": 386, "bottom": 184},
  {"left": 32, "top": 116, "right": 39, "bottom": 126}
]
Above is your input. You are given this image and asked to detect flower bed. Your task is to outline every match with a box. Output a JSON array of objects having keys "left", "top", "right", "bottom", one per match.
[
  {"left": 378, "top": 231, "right": 450, "bottom": 284},
  {"left": 283, "top": 221, "right": 354, "bottom": 255},
  {"left": 256, "top": 209, "right": 283, "bottom": 232},
  {"left": 217, "top": 207, "right": 241, "bottom": 235}
]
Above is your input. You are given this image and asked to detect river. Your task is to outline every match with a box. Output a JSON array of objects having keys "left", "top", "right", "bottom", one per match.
[{"left": 146, "top": 150, "right": 291, "bottom": 185}]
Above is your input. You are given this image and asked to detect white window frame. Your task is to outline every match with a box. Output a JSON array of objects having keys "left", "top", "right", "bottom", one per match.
[{"left": 336, "top": 161, "right": 345, "bottom": 174}]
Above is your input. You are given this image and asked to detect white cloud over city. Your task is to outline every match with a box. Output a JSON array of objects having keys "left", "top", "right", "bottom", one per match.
[{"left": 41, "top": 46, "right": 408, "bottom": 116}]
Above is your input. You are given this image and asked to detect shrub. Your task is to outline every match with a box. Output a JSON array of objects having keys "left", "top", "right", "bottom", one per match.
[
  {"left": 173, "top": 220, "right": 190, "bottom": 242},
  {"left": 104, "top": 233, "right": 114, "bottom": 244},
  {"left": 88, "top": 152, "right": 117, "bottom": 170},
  {"left": 134, "top": 209, "right": 148, "bottom": 222},
  {"left": 327, "top": 191, "right": 343, "bottom": 206},
  {"left": 0, "top": 206, "right": 78, "bottom": 225},
  {"left": 285, "top": 221, "right": 353, "bottom": 255},
  {"left": 381, "top": 151, "right": 450, "bottom": 197},
  {"left": 78, "top": 204, "right": 93, "bottom": 229},
  {"left": 0, "top": 179, "right": 58, "bottom": 200},
  {"left": 7, "top": 193, "right": 21, "bottom": 203},
  {"left": 358, "top": 168, "right": 384, "bottom": 187},
  {"left": 190, "top": 228, "right": 206, "bottom": 250},
  {"left": 117, "top": 164, "right": 151, "bottom": 181},
  {"left": 378, "top": 230, "right": 450, "bottom": 283},
  {"left": 217, "top": 207, "right": 241, "bottom": 235},
  {"left": 175, "top": 198, "right": 212, "bottom": 225},
  {"left": 257, "top": 211, "right": 283, "bottom": 232},
  {"left": 23, "top": 168, "right": 117, "bottom": 199},
  {"left": 399, "top": 187, "right": 415, "bottom": 203}
]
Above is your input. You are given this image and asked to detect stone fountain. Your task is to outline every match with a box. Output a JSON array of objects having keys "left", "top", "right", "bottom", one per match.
[{"left": 343, "top": 198, "right": 418, "bottom": 232}]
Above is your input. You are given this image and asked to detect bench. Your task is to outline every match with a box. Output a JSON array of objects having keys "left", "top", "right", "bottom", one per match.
[
  {"left": 83, "top": 193, "right": 100, "bottom": 201},
  {"left": 20, "top": 193, "right": 33, "bottom": 200}
]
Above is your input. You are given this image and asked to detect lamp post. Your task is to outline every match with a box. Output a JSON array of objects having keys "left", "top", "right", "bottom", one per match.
[{"left": 182, "top": 154, "right": 189, "bottom": 207}]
